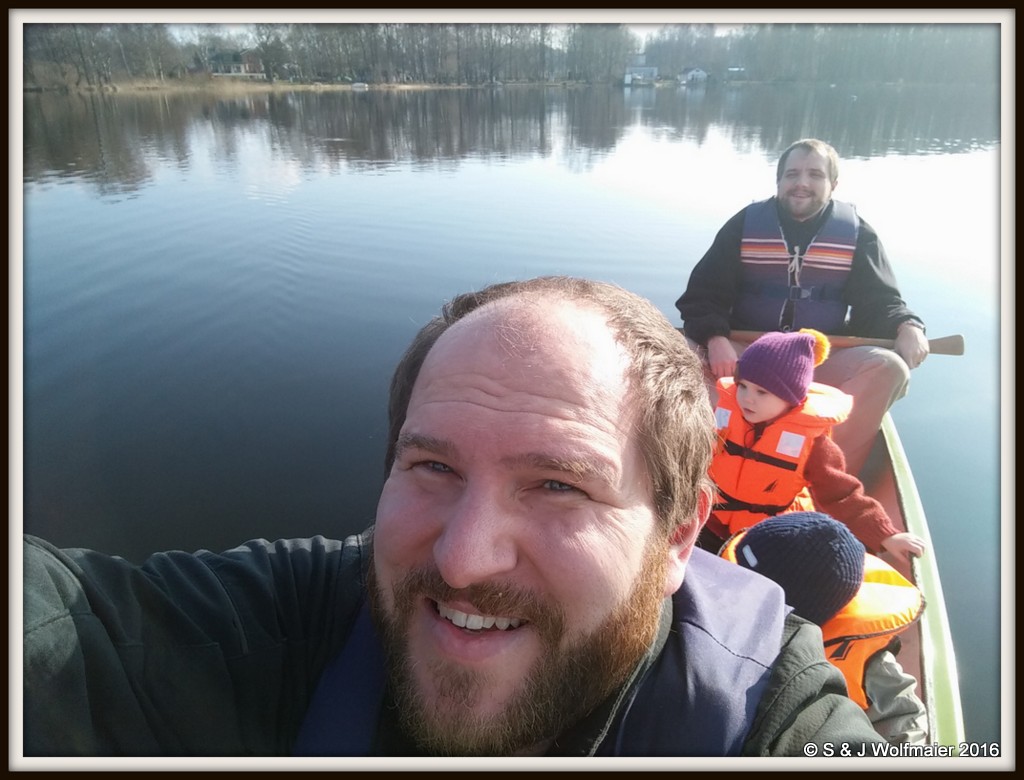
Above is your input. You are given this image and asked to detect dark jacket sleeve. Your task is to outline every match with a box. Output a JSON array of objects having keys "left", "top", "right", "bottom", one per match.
[
  {"left": 742, "top": 613, "right": 886, "bottom": 756},
  {"left": 22, "top": 532, "right": 369, "bottom": 757},
  {"left": 844, "top": 217, "right": 925, "bottom": 338},
  {"left": 675, "top": 208, "right": 748, "bottom": 345},
  {"left": 804, "top": 436, "right": 900, "bottom": 552}
]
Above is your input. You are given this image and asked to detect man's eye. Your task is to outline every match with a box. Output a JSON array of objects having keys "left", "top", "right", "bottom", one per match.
[
  {"left": 543, "top": 479, "right": 579, "bottom": 493},
  {"left": 420, "top": 461, "right": 452, "bottom": 473}
]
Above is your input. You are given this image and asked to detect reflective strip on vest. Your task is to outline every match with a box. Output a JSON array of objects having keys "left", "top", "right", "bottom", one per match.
[{"left": 734, "top": 198, "right": 858, "bottom": 333}]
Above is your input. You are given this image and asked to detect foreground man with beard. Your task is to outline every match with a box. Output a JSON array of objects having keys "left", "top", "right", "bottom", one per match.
[{"left": 23, "top": 276, "right": 884, "bottom": 758}]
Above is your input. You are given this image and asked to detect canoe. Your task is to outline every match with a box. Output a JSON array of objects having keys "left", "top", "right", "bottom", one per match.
[{"left": 859, "top": 412, "right": 966, "bottom": 746}]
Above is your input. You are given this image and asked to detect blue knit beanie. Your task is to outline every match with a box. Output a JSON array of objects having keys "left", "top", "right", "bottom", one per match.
[
  {"left": 736, "top": 329, "right": 830, "bottom": 405},
  {"left": 724, "top": 512, "right": 865, "bottom": 626}
]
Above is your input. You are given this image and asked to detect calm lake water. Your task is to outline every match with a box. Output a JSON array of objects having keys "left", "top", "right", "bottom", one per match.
[{"left": 19, "top": 82, "right": 1004, "bottom": 746}]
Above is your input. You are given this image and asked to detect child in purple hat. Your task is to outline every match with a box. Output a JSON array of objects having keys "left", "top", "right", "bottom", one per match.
[{"left": 703, "top": 328, "right": 925, "bottom": 561}]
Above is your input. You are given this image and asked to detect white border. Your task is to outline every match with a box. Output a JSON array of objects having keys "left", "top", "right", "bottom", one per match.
[{"left": 10, "top": 8, "right": 1014, "bottom": 772}]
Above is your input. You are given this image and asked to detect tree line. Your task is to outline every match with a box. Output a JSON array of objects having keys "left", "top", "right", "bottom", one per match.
[{"left": 23, "top": 22, "right": 998, "bottom": 91}]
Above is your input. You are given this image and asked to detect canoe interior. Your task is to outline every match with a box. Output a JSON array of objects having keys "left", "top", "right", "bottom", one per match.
[{"left": 859, "top": 413, "right": 966, "bottom": 746}]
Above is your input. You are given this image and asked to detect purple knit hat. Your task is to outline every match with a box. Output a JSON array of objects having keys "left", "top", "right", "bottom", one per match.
[{"left": 736, "top": 329, "right": 830, "bottom": 405}]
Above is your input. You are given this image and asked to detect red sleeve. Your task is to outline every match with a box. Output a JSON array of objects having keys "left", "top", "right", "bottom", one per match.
[{"left": 804, "top": 436, "right": 900, "bottom": 552}]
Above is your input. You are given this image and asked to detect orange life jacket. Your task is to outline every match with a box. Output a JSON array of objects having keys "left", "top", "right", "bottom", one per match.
[
  {"left": 710, "top": 377, "right": 852, "bottom": 535},
  {"left": 819, "top": 555, "right": 925, "bottom": 708},
  {"left": 720, "top": 533, "right": 924, "bottom": 709}
]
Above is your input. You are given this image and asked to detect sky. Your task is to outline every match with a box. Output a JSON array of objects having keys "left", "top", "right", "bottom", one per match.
[{"left": 13, "top": 10, "right": 1003, "bottom": 26}]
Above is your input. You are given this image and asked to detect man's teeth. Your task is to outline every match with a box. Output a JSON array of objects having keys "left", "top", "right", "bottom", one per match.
[{"left": 437, "top": 602, "right": 522, "bottom": 630}]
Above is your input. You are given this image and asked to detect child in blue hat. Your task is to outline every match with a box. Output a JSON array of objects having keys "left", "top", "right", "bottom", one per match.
[{"left": 720, "top": 512, "right": 928, "bottom": 745}]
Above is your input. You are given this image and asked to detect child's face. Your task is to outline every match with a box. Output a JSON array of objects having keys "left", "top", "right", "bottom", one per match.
[{"left": 735, "top": 379, "right": 793, "bottom": 424}]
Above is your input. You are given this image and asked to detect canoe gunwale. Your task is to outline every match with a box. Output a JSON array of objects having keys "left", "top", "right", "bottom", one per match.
[{"left": 877, "top": 413, "right": 966, "bottom": 747}]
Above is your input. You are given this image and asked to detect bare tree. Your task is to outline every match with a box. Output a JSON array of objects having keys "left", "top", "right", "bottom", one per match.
[{"left": 253, "top": 23, "right": 289, "bottom": 83}]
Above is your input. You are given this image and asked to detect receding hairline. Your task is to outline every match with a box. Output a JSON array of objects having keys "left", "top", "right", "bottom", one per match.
[
  {"left": 443, "top": 289, "right": 618, "bottom": 339},
  {"left": 425, "top": 290, "right": 635, "bottom": 377},
  {"left": 394, "top": 294, "right": 647, "bottom": 499}
]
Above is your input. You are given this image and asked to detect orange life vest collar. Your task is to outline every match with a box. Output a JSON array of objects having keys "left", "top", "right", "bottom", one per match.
[
  {"left": 820, "top": 555, "right": 925, "bottom": 708},
  {"left": 710, "top": 378, "right": 852, "bottom": 534},
  {"left": 716, "top": 376, "right": 852, "bottom": 426}
]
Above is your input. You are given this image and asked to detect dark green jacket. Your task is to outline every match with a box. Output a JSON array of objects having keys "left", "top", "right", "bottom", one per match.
[{"left": 22, "top": 532, "right": 883, "bottom": 757}]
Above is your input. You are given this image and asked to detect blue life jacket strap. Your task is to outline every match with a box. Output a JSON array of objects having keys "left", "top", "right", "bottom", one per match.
[{"left": 292, "top": 601, "right": 384, "bottom": 756}]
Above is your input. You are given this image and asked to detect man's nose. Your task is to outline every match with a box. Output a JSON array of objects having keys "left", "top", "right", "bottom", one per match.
[{"left": 433, "top": 484, "right": 519, "bottom": 589}]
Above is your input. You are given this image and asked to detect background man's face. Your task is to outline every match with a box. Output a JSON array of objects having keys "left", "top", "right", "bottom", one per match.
[{"left": 777, "top": 148, "right": 835, "bottom": 221}]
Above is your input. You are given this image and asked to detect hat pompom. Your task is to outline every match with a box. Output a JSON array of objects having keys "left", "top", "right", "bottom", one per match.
[{"left": 799, "top": 328, "right": 830, "bottom": 367}]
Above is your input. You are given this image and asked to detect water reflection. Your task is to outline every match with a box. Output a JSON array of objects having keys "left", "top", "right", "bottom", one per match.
[
  {"left": 20, "top": 79, "right": 1002, "bottom": 744},
  {"left": 24, "top": 82, "right": 999, "bottom": 194}
]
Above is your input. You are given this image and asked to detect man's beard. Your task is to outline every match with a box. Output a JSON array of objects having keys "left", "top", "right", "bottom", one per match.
[{"left": 368, "top": 537, "right": 668, "bottom": 756}]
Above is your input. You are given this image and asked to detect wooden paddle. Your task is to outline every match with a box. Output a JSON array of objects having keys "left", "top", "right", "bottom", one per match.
[{"left": 728, "top": 329, "right": 965, "bottom": 356}]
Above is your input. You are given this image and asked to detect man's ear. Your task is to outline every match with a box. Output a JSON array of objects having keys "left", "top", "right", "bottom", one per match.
[{"left": 662, "top": 486, "right": 712, "bottom": 597}]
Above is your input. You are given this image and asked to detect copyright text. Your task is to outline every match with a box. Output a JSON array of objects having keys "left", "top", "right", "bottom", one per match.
[{"left": 802, "top": 742, "right": 1000, "bottom": 757}]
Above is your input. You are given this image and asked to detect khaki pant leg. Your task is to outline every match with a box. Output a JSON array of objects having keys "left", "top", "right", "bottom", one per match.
[{"left": 814, "top": 346, "right": 911, "bottom": 477}]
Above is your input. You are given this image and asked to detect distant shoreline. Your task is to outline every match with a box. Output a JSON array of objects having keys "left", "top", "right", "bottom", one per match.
[{"left": 24, "top": 77, "right": 597, "bottom": 96}]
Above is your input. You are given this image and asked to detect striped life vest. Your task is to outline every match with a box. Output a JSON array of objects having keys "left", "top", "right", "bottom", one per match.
[
  {"left": 710, "top": 376, "right": 852, "bottom": 535},
  {"left": 733, "top": 198, "right": 858, "bottom": 333}
]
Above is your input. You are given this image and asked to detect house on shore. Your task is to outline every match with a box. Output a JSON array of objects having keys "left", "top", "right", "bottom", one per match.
[
  {"left": 679, "top": 67, "right": 709, "bottom": 85},
  {"left": 624, "top": 54, "right": 658, "bottom": 86},
  {"left": 211, "top": 50, "right": 265, "bottom": 79}
]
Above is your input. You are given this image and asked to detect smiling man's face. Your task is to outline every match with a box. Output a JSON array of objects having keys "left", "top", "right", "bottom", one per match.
[
  {"left": 370, "top": 296, "right": 677, "bottom": 756},
  {"left": 777, "top": 147, "right": 835, "bottom": 222}
]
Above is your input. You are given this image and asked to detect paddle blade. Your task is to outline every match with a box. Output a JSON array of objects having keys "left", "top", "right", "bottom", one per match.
[{"left": 928, "top": 335, "right": 965, "bottom": 356}]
